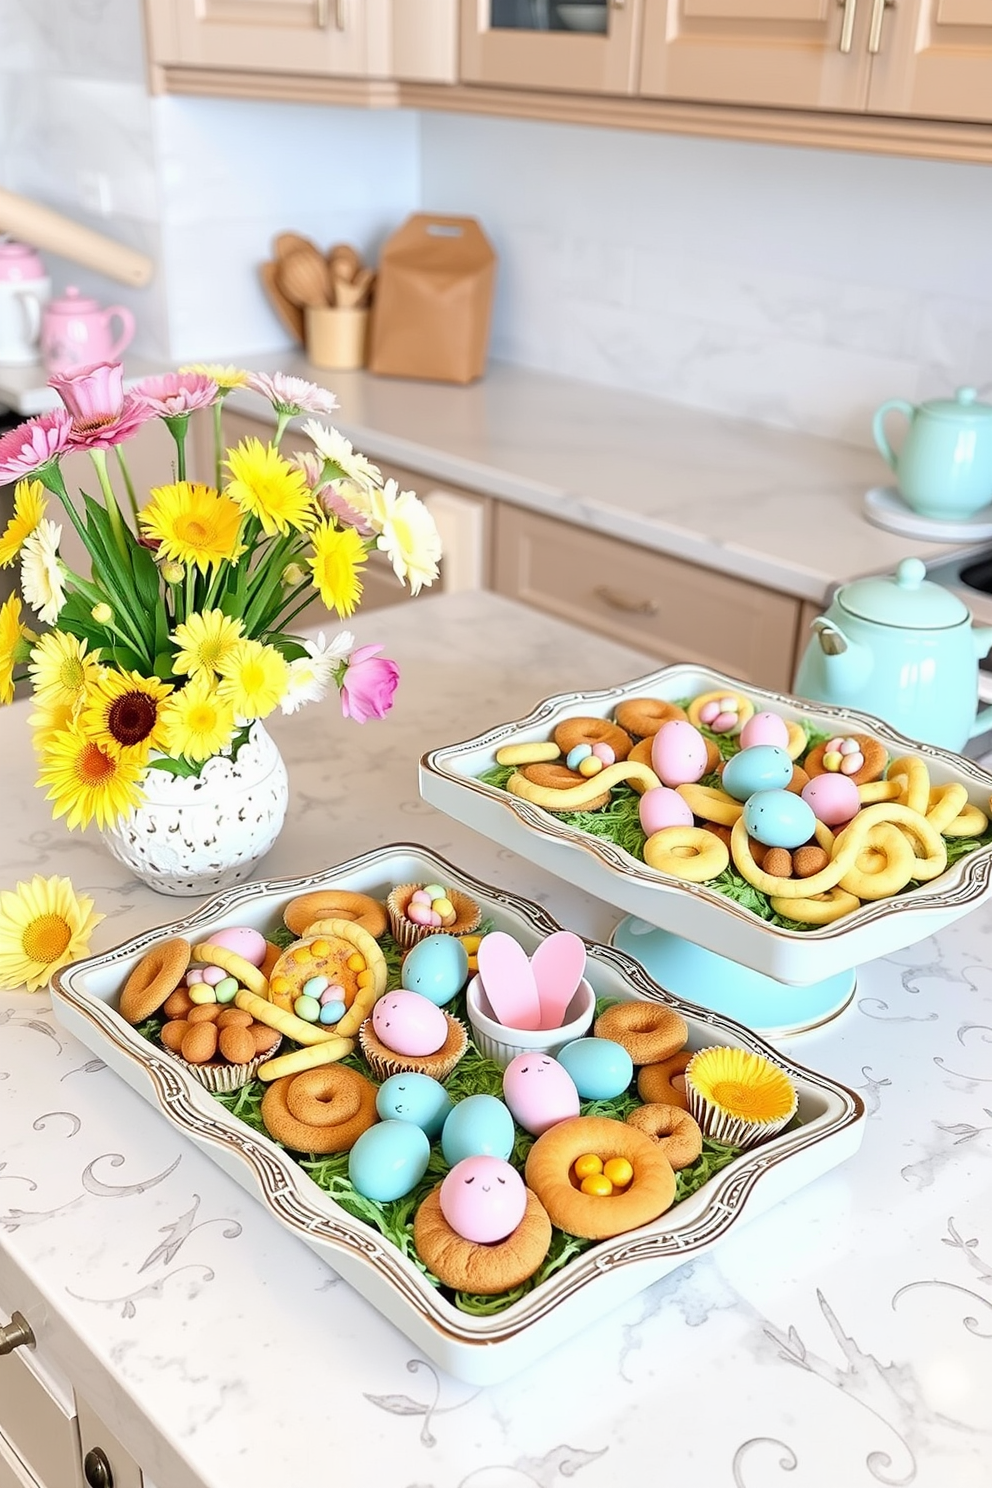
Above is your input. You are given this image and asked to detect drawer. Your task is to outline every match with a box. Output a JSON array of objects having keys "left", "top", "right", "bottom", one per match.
[
  {"left": 493, "top": 505, "right": 802, "bottom": 691},
  {"left": 0, "top": 1431, "right": 40, "bottom": 1488},
  {"left": 0, "top": 1343, "right": 82, "bottom": 1488}
]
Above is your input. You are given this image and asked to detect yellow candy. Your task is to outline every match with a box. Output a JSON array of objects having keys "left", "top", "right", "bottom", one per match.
[
  {"left": 823, "top": 750, "right": 843, "bottom": 772},
  {"left": 292, "top": 946, "right": 311, "bottom": 964},
  {"left": 270, "top": 975, "right": 292, "bottom": 995},
  {"left": 460, "top": 935, "right": 483, "bottom": 953},
  {"left": 311, "top": 939, "right": 330, "bottom": 956},
  {"left": 603, "top": 1157, "right": 633, "bottom": 1188},
  {"left": 572, "top": 1152, "right": 603, "bottom": 1181},
  {"left": 346, "top": 952, "right": 366, "bottom": 972},
  {"left": 433, "top": 897, "right": 454, "bottom": 918},
  {"left": 578, "top": 756, "right": 604, "bottom": 777},
  {"left": 466, "top": 956, "right": 478, "bottom": 973},
  {"left": 188, "top": 983, "right": 217, "bottom": 1005},
  {"left": 580, "top": 1173, "right": 614, "bottom": 1197},
  {"left": 356, "top": 969, "right": 375, "bottom": 988}
]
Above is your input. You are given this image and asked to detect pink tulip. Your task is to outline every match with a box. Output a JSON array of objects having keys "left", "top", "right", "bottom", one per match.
[
  {"left": 49, "top": 361, "right": 154, "bottom": 449},
  {"left": 339, "top": 644, "right": 399, "bottom": 724},
  {"left": 0, "top": 409, "right": 72, "bottom": 481}
]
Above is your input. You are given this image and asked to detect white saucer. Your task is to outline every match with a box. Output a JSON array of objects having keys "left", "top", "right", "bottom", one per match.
[{"left": 863, "top": 485, "right": 992, "bottom": 542}]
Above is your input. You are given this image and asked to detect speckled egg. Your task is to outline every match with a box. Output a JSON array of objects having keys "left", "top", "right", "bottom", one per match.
[
  {"left": 400, "top": 934, "right": 469, "bottom": 1006},
  {"left": 721, "top": 744, "right": 794, "bottom": 802},
  {"left": 801, "top": 772, "right": 861, "bottom": 827},
  {"left": 639, "top": 785, "right": 693, "bottom": 837},
  {"left": 502, "top": 1053, "right": 580, "bottom": 1137},
  {"left": 375, "top": 1072, "right": 454, "bottom": 1139},
  {"left": 441, "top": 1094, "right": 516, "bottom": 1165},
  {"left": 739, "top": 711, "right": 790, "bottom": 751},
  {"left": 348, "top": 1119, "right": 431, "bottom": 1202},
  {"left": 208, "top": 925, "right": 268, "bottom": 967},
  {"left": 439, "top": 1156, "right": 528, "bottom": 1243},
  {"left": 371, "top": 991, "right": 448, "bottom": 1057},
  {"left": 742, "top": 788, "right": 817, "bottom": 849},
  {"left": 555, "top": 1037, "right": 634, "bottom": 1100},
  {"left": 651, "top": 720, "right": 710, "bottom": 787}
]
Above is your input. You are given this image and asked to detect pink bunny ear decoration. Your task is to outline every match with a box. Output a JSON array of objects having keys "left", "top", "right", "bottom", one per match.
[
  {"left": 476, "top": 931, "right": 543, "bottom": 1031},
  {"left": 530, "top": 931, "right": 587, "bottom": 1031}
]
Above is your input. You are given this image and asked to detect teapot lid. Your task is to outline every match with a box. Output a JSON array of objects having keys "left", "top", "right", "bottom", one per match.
[
  {"left": 919, "top": 386, "right": 992, "bottom": 422},
  {"left": 46, "top": 285, "right": 99, "bottom": 314},
  {"left": 837, "top": 557, "right": 968, "bottom": 629}
]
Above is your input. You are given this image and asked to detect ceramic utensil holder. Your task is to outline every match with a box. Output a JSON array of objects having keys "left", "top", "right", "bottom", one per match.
[{"left": 305, "top": 306, "right": 368, "bottom": 371}]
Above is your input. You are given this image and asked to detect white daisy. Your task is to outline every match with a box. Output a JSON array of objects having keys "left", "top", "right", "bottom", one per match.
[
  {"left": 20, "top": 519, "right": 67, "bottom": 625},
  {"left": 247, "top": 373, "right": 339, "bottom": 418},
  {"left": 302, "top": 420, "right": 382, "bottom": 491},
  {"left": 279, "top": 630, "right": 354, "bottom": 714},
  {"left": 366, "top": 481, "right": 442, "bottom": 596}
]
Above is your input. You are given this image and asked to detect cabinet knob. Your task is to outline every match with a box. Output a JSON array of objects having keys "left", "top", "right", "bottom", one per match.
[
  {"left": 0, "top": 1310, "right": 35, "bottom": 1355},
  {"left": 83, "top": 1447, "right": 114, "bottom": 1488}
]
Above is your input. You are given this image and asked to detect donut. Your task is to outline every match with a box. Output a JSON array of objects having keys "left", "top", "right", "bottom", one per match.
[
  {"left": 643, "top": 825, "right": 730, "bottom": 883},
  {"left": 283, "top": 890, "right": 388, "bottom": 939},
  {"left": 837, "top": 821, "right": 916, "bottom": 900},
  {"left": 614, "top": 698, "right": 687, "bottom": 738},
  {"left": 119, "top": 938, "right": 191, "bottom": 1024},
  {"left": 627, "top": 735, "right": 656, "bottom": 792},
  {"left": 594, "top": 1001, "right": 688, "bottom": 1066},
  {"left": 519, "top": 760, "right": 611, "bottom": 812},
  {"left": 626, "top": 1103, "right": 703, "bottom": 1170},
  {"left": 260, "top": 1065, "right": 378, "bottom": 1154},
  {"left": 524, "top": 1115, "right": 676, "bottom": 1239},
  {"left": 637, "top": 1050, "right": 691, "bottom": 1109},
  {"left": 553, "top": 716, "right": 632, "bottom": 761},
  {"left": 804, "top": 733, "right": 887, "bottom": 786},
  {"left": 413, "top": 1186, "right": 552, "bottom": 1294}
]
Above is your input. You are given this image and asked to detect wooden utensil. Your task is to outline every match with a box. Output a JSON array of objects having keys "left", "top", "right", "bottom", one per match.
[
  {"left": 333, "top": 266, "right": 375, "bottom": 309},
  {"left": 273, "top": 231, "right": 322, "bottom": 264},
  {"left": 277, "top": 245, "right": 331, "bottom": 308},
  {"left": 327, "top": 242, "right": 363, "bottom": 283},
  {"left": 258, "top": 260, "right": 305, "bottom": 343}
]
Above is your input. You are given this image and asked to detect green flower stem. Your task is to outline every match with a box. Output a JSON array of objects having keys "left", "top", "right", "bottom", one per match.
[
  {"left": 213, "top": 400, "right": 224, "bottom": 491},
  {"left": 115, "top": 444, "right": 140, "bottom": 523},
  {"left": 163, "top": 413, "right": 190, "bottom": 482},
  {"left": 37, "top": 460, "right": 92, "bottom": 554},
  {"left": 272, "top": 586, "right": 326, "bottom": 633},
  {"left": 242, "top": 532, "right": 299, "bottom": 633},
  {"left": 272, "top": 410, "right": 292, "bottom": 448},
  {"left": 88, "top": 448, "right": 132, "bottom": 573},
  {"left": 66, "top": 574, "right": 149, "bottom": 660}
]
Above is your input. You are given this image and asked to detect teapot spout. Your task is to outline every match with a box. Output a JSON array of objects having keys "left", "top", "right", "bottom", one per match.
[{"left": 972, "top": 625, "right": 992, "bottom": 661}]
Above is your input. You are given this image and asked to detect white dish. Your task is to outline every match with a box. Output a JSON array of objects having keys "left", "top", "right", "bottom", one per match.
[
  {"left": 50, "top": 843, "right": 864, "bottom": 1385},
  {"left": 419, "top": 664, "right": 992, "bottom": 987},
  {"left": 556, "top": 3, "right": 608, "bottom": 32},
  {"left": 863, "top": 485, "right": 992, "bottom": 542}
]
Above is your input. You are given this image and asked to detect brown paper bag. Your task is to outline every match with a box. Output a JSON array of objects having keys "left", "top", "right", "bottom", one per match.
[{"left": 368, "top": 214, "right": 497, "bottom": 385}]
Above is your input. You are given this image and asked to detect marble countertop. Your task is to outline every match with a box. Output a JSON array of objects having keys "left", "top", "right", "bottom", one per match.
[{"left": 2, "top": 591, "right": 991, "bottom": 1488}]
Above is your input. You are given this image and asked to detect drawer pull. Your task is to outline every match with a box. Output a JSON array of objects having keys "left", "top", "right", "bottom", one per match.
[
  {"left": 0, "top": 1310, "right": 34, "bottom": 1355},
  {"left": 594, "top": 585, "right": 658, "bottom": 617},
  {"left": 83, "top": 1448, "right": 114, "bottom": 1488}
]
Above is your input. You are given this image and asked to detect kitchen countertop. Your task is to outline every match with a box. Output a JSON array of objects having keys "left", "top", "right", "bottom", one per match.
[{"left": 2, "top": 590, "right": 991, "bottom": 1488}]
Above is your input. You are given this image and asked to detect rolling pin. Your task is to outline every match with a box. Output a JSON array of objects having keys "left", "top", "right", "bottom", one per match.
[{"left": 0, "top": 187, "right": 153, "bottom": 287}]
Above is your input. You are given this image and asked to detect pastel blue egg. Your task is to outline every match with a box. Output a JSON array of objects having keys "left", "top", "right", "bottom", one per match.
[
  {"left": 441, "top": 1094, "right": 515, "bottom": 1166},
  {"left": 722, "top": 744, "right": 793, "bottom": 802},
  {"left": 400, "top": 934, "right": 470, "bottom": 1007},
  {"left": 318, "top": 1000, "right": 346, "bottom": 1025},
  {"left": 348, "top": 1120, "right": 431, "bottom": 1202},
  {"left": 743, "top": 788, "right": 817, "bottom": 850},
  {"left": 376, "top": 1072, "right": 453, "bottom": 1139},
  {"left": 303, "top": 975, "right": 329, "bottom": 997},
  {"left": 556, "top": 1037, "right": 634, "bottom": 1101}
]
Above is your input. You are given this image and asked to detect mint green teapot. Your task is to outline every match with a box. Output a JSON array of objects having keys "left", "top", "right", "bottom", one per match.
[
  {"left": 873, "top": 387, "right": 992, "bottom": 520},
  {"left": 793, "top": 558, "right": 992, "bottom": 752}
]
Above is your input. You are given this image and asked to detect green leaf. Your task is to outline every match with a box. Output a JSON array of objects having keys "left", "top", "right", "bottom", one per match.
[
  {"left": 145, "top": 754, "right": 203, "bottom": 779},
  {"left": 263, "top": 633, "right": 308, "bottom": 662},
  {"left": 152, "top": 651, "right": 175, "bottom": 681}
]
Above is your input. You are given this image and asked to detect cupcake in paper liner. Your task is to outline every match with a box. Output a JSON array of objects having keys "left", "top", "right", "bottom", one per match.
[
  {"left": 358, "top": 1009, "right": 468, "bottom": 1083},
  {"left": 163, "top": 1040, "right": 282, "bottom": 1093},
  {"left": 386, "top": 882, "right": 482, "bottom": 949},
  {"left": 683, "top": 1045, "right": 798, "bottom": 1149}
]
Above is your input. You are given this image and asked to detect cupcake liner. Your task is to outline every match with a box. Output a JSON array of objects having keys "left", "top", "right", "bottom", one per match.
[
  {"left": 684, "top": 1045, "right": 798, "bottom": 1150},
  {"left": 163, "top": 1038, "right": 283, "bottom": 1093},
  {"left": 358, "top": 1012, "right": 468, "bottom": 1082},
  {"left": 386, "top": 884, "right": 481, "bottom": 949}
]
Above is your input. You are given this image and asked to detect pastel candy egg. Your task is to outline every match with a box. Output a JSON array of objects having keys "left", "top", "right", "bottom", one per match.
[
  {"left": 556, "top": 1037, "right": 634, "bottom": 1101},
  {"left": 186, "top": 967, "right": 204, "bottom": 985},
  {"left": 422, "top": 884, "right": 447, "bottom": 900},
  {"left": 439, "top": 1156, "right": 527, "bottom": 1244},
  {"left": 209, "top": 925, "right": 268, "bottom": 967},
  {"left": 502, "top": 1053, "right": 580, "bottom": 1137},
  {"left": 742, "top": 789, "right": 817, "bottom": 850},
  {"left": 201, "top": 965, "right": 226, "bottom": 986},
  {"left": 407, "top": 901, "right": 435, "bottom": 927},
  {"left": 441, "top": 1093, "right": 516, "bottom": 1165},
  {"left": 638, "top": 785, "right": 693, "bottom": 837},
  {"left": 372, "top": 991, "right": 448, "bottom": 1057},
  {"left": 294, "top": 994, "right": 321, "bottom": 1023},
  {"left": 566, "top": 743, "right": 592, "bottom": 770},
  {"left": 318, "top": 1001, "right": 345, "bottom": 1025},
  {"left": 410, "top": 889, "right": 433, "bottom": 905},
  {"left": 651, "top": 720, "right": 710, "bottom": 787},
  {"left": 591, "top": 742, "right": 615, "bottom": 765},
  {"left": 376, "top": 1072, "right": 453, "bottom": 1139},
  {"left": 188, "top": 983, "right": 216, "bottom": 1005},
  {"left": 739, "top": 710, "right": 790, "bottom": 750},
  {"left": 802, "top": 772, "right": 861, "bottom": 827},
  {"left": 214, "top": 976, "right": 239, "bottom": 1004},
  {"left": 348, "top": 1120, "right": 431, "bottom": 1203},
  {"left": 721, "top": 744, "right": 793, "bottom": 802},
  {"left": 401, "top": 934, "right": 469, "bottom": 1006},
  {"left": 303, "top": 975, "right": 329, "bottom": 997}
]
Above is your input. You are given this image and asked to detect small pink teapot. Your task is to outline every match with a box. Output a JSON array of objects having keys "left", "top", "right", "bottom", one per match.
[{"left": 40, "top": 286, "right": 135, "bottom": 375}]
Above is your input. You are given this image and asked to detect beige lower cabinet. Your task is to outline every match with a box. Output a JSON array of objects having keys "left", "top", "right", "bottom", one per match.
[{"left": 493, "top": 502, "right": 804, "bottom": 690}]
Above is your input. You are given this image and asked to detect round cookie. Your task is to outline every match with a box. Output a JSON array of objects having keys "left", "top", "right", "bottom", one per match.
[
  {"left": 413, "top": 1186, "right": 552, "bottom": 1294},
  {"left": 614, "top": 698, "right": 687, "bottom": 738},
  {"left": 524, "top": 1115, "right": 676, "bottom": 1240},
  {"left": 119, "top": 938, "right": 191, "bottom": 1025},
  {"left": 267, "top": 918, "right": 387, "bottom": 1039},
  {"left": 283, "top": 889, "right": 388, "bottom": 939},
  {"left": 594, "top": 1001, "right": 688, "bottom": 1066}
]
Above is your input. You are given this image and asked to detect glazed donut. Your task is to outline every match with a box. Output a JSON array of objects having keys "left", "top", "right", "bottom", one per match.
[
  {"left": 553, "top": 716, "right": 632, "bottom": 761},
  {"left": 119, "top": 938, "right": 191, "bottom": 1025},
  {"left": 769, "top": 887, "right": 861, "bottom": 925},
  {"left": 804, "top": 733, "right": 887, "bottom": 786},
  {"left": 643, "top": 825, "right": 730, "bottom": 883},
  {"left": 508, "top": 759, "right": 659, "bottom": 812},
  {"left": 524, "top": 1115, "right": 676, "bottom": 1239},
  {"left": 517, "top": 761, "right": 610, "bottom": 812},
  {"left": 637, "top": 1050, "right": 691, "bottom": 1109},
  {"left": 594, "top": 1001, "right": 688, "bottom": 1066},
  {"left": 413, "top": 1186, "right": 552, "bottom": 1295},
  {"left": 625, "top": 1103, "right": 703, "bottom": 1170},
  {"left": 283, "top": 890, "right": 388, "bottom": 940},
  {"left": 837, "top": 821, "right": 916, "bottom": 900},
  {"left": 676, "top": 783, "right": 743, "bottom": 827},
  {"left": 260, "top": 1065, "right": 378, "bottom": 1154},
  {"left": 614, "top": 697, "right": 687, "bottom": 738}
]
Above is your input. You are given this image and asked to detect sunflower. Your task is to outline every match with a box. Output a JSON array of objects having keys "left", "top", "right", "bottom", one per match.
[
  {"left": 28, "top": 695, "right": 79, "bottom": 753},
  {"left": 170, "top": 609, "right": 245, "bottom": 677},
  {"left": 0, "top": 594, "right": 38, "bottom": 706},
  {"left": 158, "top": 674, "right": 237, "bottom": 762},
  {"left": 28, "top": 630, "right": 102, "bottom": 711},
  {"left": 80, "top": 669, "right": 173, "bottom": 762},
  {"left": 0, "top": 479, "right": 46, "bottom": 568},
  {"left": 37, "top": 722, "right": 147, "bottom": 831},
  {"left": 224, "top": 437, "right": 316, "bottom": 537},
  {"left": 308, "top": 520, "right": 367, "bottom": 618},
  {"left": 0, "top": 874, "right": 104, "bottom": 993},
  {"left": 216, "top": 639, "right": 290, "bottom": 721},
  {"left": 139, "top": 481, "right": 245, "bottom": 573}
]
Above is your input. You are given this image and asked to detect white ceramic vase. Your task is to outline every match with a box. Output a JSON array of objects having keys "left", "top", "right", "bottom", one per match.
[{"left": 100, "top": 723, "right": 289, "bottom": 897}]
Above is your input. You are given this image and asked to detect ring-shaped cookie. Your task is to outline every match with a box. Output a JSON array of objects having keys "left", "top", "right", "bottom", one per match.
[
  {"left": 886, "top": 754, "right": 931, "bottom": 816},
  {"left": 637, "top": 1050, "right": 692, "bottom": 1108},
  {"left": 925, "top": 782, "right": 970, "bottom": 835},
  {"left": 676, "top": 783, "right": 743, "bottom": 827},
  {"left": 858, "top": 778, "right": 902, "bottom": 804},
  {"left": 837, "top": 802, "right": 947, "bottom": 884},
  {"left": 838, "top": 822, "right": 916, "bottom": 900},
  {"left": 260, "top": 1065, "right": 378, "bottom": 1154},
  {"left": 768, "top": 887, "right": 861, "bottom": 924},
  {"left": 119, "top": 937, "right": 191, "bottom": 1025},
  {"left": 594, "top": 1002, "right": 688, "bottom": 1067},
  {"left": 685, "top": 689, "right": 755, "bottom": 735},
  {"left": 413, "top": 1186, "right": 553, "bottom": 1295},
  {"left": 553, "top": 716, "right": 632, "bottom": 761},
  {"left": 943, "top": 802, "right": 990, "bottom": 838},
  {"left": 625, "top": 1103, "right": 703, "bottom": 1170},
  {"left": 643, "top": 825, "right": 730, "bottom": 883},
  {"left": 524, "top": 1116, "right": 677, "bottom": 1240},
  {"left": 508, "top": 759, "right": 660, "bottom": 811},
  {"left": 785, "top": 721, "right": 808, "bottom": 761},
  {"left": 731, "top": 816, "right": 854, "bottom": 898},
  {"left": 517, "top": 761, "right": 611, "bottom": 812},
  {"left": 805, "top": 733, "right": 887, "bottom": 786},
  {"left": 283, "top": 890, "right": 388, "bottom": 940},
  {"left": 614, "top": 698, "right": 687, "bottom": 738}
]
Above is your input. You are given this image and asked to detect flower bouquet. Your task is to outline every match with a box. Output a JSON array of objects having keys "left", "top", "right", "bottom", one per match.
[{"left": 0, "top": 362, "right": 441, "bottom": 892}]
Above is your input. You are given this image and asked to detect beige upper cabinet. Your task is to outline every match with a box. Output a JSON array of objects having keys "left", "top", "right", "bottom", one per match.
[
  {"left": 459, "top": 0, "right": 643, "bottom": 94},
  {"left": 867, "top": 0, "right": 992, "bottom": 122},
  {"left": 145, "top": 0, "right": 385, "bottom": 78}
]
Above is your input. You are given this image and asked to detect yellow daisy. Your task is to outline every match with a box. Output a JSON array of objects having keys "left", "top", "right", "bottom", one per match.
[
  {"left": 28, "top": 695, "right": 78, "bottom": 753},
  {"left": 170, "top": 610, "right": 245, "bottom": 677},
  {"left": 0, "top": 479, "right": 46, "bottom": 568},
  {"left": 158, "top": 674, "right": 237, "bottom": 762},
  {"left": 0, "top": 594, "right": 38, "bottom": 706},
  {"left": 308, "top": 520, "right": 367, "bottom": 618},
  {"left": 0, "top": 874, "right": 104, "bottom": 993},
  {"left": 37, "top": 722, "right": 147, "bottom": 831},
  {"left": 28, "top": 631, "right": 102, "bottom": 711},
  {"left": 139, "top": 481, "right": 245, "bottom": 574},
  {"left": 80, "top": 668, "right": 173, "bottom": 761},
  {"left": 216, "top": 639, "right": 290, "bottom": 721},
  {"left": 224, "top": 438, "right": 316, "bottom": 537},
  {"left": 178, "top": 362, "right": 250, "bottom": 392}
]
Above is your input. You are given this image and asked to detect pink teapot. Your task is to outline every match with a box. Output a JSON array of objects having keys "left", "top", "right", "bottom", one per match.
[{"left": 40, "top": 286, "right": 135, "bottom": 375}]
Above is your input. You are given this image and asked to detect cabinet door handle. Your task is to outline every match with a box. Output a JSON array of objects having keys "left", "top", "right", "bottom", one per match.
[
  {"left": 0, "top": 1310, "right": 35, "bottom": 1355},
  {"left": 867, "top": 0, "right": 893, "bottom": 52},
  {"left": 316, "top": 0, "right": 344, "bottom": 27},
  {"left": 83, "top": 1448, "right": 114, "bottom": 1488},
  {"left": 837, "top": 0, "right": 857, "bottom": 53},
  {"left": 335, "top": 0, "right": 346, "bottom": 27},
  {"left": 594, "top": 585, "right": 658, "bottom": 616}
]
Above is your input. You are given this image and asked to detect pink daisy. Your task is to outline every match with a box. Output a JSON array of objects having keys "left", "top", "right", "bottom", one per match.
[
  {"left": 0, "top": 410, "right": 73, "bottom": 482},
  {"left": 245, "top": 371, "right": 339, "bottom": 418},
  {"left": 49, "top": 362, "right": 155, "bottom": 450},
  {"left": 132, "top": 371, "right": 219, "bottom": 417}
]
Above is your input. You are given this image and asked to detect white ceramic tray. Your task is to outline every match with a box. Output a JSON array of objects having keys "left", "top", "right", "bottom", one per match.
[
  {"left": 419, "top": 664, "right": 992, "bottom": 987},
  {"left": 50, "top": 843, "right": 864, "bottom": 1385}
]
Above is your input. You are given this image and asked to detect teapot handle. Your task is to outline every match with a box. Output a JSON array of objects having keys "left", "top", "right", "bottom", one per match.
[
  {"left": 103, "top": 305, "right": 135, "bottom": 362},
  {"left": 15, "top": 289, "right": 42, "bottom": 346},
  {"left": 873, "top": 398, "right": 915, "bottom": 471}
]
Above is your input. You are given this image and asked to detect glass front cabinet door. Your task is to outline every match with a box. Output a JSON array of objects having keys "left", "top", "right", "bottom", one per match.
[{"left": 459, "top": 0, "right": 642, "bottom": 93}]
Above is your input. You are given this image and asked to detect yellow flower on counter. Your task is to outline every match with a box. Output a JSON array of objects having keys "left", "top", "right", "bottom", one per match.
[
  {"left": 224, "top": 437, "right": 315, "bottom": 537},
  {"left": 38, "top": 721, "right": 146, "bottom": 830},
  {"left": 309, "top": 520, "right": 367, "bottom": 618},
  {"left": 0, "top": 873, "right": 104, "bottom": 993},
  {"left": 158, "top": 672, "right": 237, "bottom": 762},
  {"left": 0, "top": 479, "right": 46, "bottom": 568},
  {"left": 80, "top": 669, "right": 173, "bottom": 761},
  {"left": 170, "top": 610, "right": 245, "bottom": 678},
  {"left": 216, "top": 638, "right": 289, "bottom": 720},
  {"left": 139, "top": 481, "right": 245, "bottom": 574}
]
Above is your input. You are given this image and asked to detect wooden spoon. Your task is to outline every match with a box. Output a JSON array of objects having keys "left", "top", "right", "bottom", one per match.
[
  {"left": 277, "top": 246, "right": 331, "bottom": 308},
  {"left": 273, "top": 230, "right": 321, "bottom": 263},
  {"left": 333, "top": 266, "right": 375, "bottom": 309},
  {"left": 327, "top": 242, "right": 362, "bottom": 283}
]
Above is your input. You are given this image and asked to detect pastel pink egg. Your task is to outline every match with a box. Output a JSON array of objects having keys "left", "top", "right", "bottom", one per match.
[
  {"left": 372, "top": 991, "right": 448, "bottom": 1057},
  {"left": 439, "top": 1155, "right": 527, "bottom": 1243},
  {"left": 739, "top": 711, "right": 790, "bottom": 750},
  {"left": 651, "top": 720, "right": 710, "bottom": 787},
  {"left": 639, "top": 785, "right": 693, "bottom": 836},
  {"left": 209, "top": 925, "right": 268, "bottom": 967},
  {"left": 201, "top": 965, "right": 226, "bottom": 986},
  {"left": 801, "top": 773, "right": 861, "bottom": 827},
  {"left": 407, "top": 902, "right": 434, "bottom": 926},
  {"left": 502, "top": 1053, "right": 580, "bottom": 1137}
]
